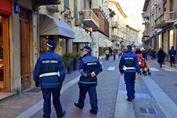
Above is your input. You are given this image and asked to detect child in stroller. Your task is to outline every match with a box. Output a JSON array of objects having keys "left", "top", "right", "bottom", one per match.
[{"left": 139, "top": 58, "right": 151, "bottom": 75}]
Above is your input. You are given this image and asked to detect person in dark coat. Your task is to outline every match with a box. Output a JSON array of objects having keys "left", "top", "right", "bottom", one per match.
[
  {"left": 33, "top": 38, "right": 66, "bottom": 118},
  {"left": 168, "top": 46, "right": 176, "bottom": 67},
  {"left": 142, "top": 49, "right": 147, "bottom": 60},
  {"left": 157, "top": 48, "right": 166, "bottom": 68},
  {"left": 113, "top": 50, "right": 117, "bottom": 61}
]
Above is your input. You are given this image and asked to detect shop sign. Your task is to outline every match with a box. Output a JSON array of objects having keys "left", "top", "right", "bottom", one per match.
[{"left": 0, "top": 0, "right": 12, "bottom": 16}]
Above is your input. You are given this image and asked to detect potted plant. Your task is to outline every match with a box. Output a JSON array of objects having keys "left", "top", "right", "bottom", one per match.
[{"left": 63, "top": 52, "right": 80, "bottom": 73}]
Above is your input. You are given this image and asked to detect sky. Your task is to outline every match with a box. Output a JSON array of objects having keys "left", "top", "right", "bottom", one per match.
[{"left": 118, "top": 0, "right": 145, "bottom": 30}]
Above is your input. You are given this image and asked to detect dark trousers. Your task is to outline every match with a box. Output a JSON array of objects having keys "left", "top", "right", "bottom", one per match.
[
  {"left": 170, "top": 57, "right": 175, "bottom": 66},
  {"left": 106, "top": 54, "right": 109, "bottom": 60},
  {"left": 42, "top": 88, "right": 62, "bottom": 118},
  {"left": 124, "top": 73, "right": 136, "bottom": 99},
  {"left": 78, "top": 84, "right": 98, "bottom": 112},
  {"left": 113, "top": 55, "right": 116, "bottom": 60}
]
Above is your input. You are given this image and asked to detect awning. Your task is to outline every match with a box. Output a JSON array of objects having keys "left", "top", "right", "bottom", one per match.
[
  {"left": 96, "top": 37, "right": 113, "bottom": 47},
  {"left": 0, "top": 0, "right": 12, "bottom": 16},
  {"left": 174, "top": 20, "right": 177, "bottom": 27},
  {"left": 73, "top": 27, "right": 92, "bottom": 43},
  {"left": 92, "top": 32, "right": 113, "bottom": 47},
  {"left": 39, "top": 14, "right": 75, "bottom": 39}
]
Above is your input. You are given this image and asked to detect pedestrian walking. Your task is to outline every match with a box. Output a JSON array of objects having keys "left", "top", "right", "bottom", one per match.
[
  {"left": 74, "top": 46, "right": 102, "bottom": 115},
  {"left": 105, "top": 49, "right": 109, "bottom": 60},
  {"left": 152, "top": 49, "right": 157, "bottom": 60},
  {"left": 135, "top": 48, "right": 143, "bottom": 63},
  {"left": 113, "top": 50, "right": 116, "bottom": 61},
  {"left": 142, "top": 48, "right": 147, "bottom": 60},
  {"left": 157, "top": 48, "right": 166, "bottom": 68},
  {"left": 33, "top": 38, "right": 66, "bottom": 118},
  {"left": 119, "top": 45, "right": 141, "bottom": 102},
  {"left": 168, "top": 46, "right": 176, "bottom": 67}
]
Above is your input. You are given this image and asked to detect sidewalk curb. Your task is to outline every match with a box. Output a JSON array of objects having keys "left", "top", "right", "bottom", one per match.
[
  {"left": 16, "top": 76, "right": 80, "bottom": 118},
  {"left": 0, "top": 92, "right": 16, "bottom": 102}
]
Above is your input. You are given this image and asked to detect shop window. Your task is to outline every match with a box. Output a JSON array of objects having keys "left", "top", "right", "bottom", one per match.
[
  {"left": 0, "top": 16, "right": 3, "bottom": 82},
  {"left": 169, "top": 30, "right": 174, "bottom": 48},
  {"left": 158, "top": 34, "right": 162, "bottom": 48}
]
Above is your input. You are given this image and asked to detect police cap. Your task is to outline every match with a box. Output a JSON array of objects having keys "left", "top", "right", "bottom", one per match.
[
  {"left": 47, "top": 39, "right": 56, "bottom": 48},
  {"left": 81, "top": 46, "right": 92, "bottom": 52},
  {"left": 127, "top": 45, "right": 132, "bottom": 50}
]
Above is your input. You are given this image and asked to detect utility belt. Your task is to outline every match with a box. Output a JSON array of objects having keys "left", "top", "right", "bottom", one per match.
[{"left": 39, "top": 72, "right": 60, "bottom": 78}]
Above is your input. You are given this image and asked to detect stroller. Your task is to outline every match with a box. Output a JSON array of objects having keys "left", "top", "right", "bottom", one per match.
[{"left": 139, "top": 58, "right": 151, "bottom": 76}]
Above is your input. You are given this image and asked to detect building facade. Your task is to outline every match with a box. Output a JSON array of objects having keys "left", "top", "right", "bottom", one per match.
[
  {"left": 106, "top": 0, "right": 128, "bottom": 50},
  {"left": 143, "top": 0, "right": 177, "bottom": 53},
  {"left": 0, "top": 0, "right": 66, "bottom": 94},
  {"left": 0, "top": 0, "right": 39, "bottom": 92},
  {"left": 78, "top": 0, "right": 110, "bottom": 57},
  {"left": 126, "top": 25, "right": 140, "bottom": 46}
]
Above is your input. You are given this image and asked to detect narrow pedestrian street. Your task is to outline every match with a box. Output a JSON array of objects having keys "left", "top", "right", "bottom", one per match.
[
  {"left": 1, "top": 0, "right": 177, "bottom": 118},
  {"left": 0, "top": 57, "right": 177, "bottom": 118}
]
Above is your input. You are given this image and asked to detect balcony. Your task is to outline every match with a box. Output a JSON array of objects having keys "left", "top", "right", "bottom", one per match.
[
  {"left": 92, "top": 8, "right": 109, "bottom": 36},
  {"left": 79, "top": 9, "right": 99, "bottom": 28},
  {"left": 46, "top": 5, "right": 59, "bottom": 12},
  {"left": 112, "top": 21, "right": 118, "bottom": 28},
  {"left": 142, "top": 12, "right": 150, "bottom": 19},
  {"left": 155, "top": 11, "right": 176, "bottom": 28},
  {"left": 33, "top": 0, "right": 61, "bottom": 8}
]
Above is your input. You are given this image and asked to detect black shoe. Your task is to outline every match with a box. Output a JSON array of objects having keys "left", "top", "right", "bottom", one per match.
[
  {"left": 127, "top": 98, "right": 132, "bottom": 102},
  {"left": 127, "top": 97, "right": 135, "bottom": 102},
  {"left": 89, "top": 109, "right": 97, "bottom": 115},
  {"left": 57, "top": 111, "right": 65, "bottom": 118},
  {"left": 74, "top": 103, "right": 83, "bottom": 109}
]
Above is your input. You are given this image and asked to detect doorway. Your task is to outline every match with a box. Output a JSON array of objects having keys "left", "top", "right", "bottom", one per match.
[
  {"left": 20, "top": 8, "right": 32, "bottom": 90},
  {"left": 0, "top": 15, "right": 10, "bottom": 92}
]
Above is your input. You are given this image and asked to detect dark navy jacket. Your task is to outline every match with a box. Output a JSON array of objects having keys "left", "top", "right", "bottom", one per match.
[
  {"left": 119, "top": 51, "right": 140, "bottom": 74},
  {"left": 33, "top": 51, "right": 65, "bottom": 89},
  {"left": 168, "top": 49, "right": 176, "bottom": 57},
  {"left": 79, "top": 53, "right": 102, "bottom": 85}
]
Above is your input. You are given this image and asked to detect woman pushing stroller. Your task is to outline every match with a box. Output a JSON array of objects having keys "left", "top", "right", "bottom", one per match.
[{"left": 135, "top": 49, "right": 151, "bottom": 75}]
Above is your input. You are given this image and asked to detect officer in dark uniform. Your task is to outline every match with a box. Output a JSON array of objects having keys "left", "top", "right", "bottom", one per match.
[
  {"left": 33, "top": 38, "right": 65, "bottom": 118},
  {"left": 119, "top": 45, "right": 141, "bottom": 102},
  {"left": 168, "top": 46, "right": 176, "bottom": 67},
  {"left": 74, "top": 46, "right": 102, "bottom": 115}
]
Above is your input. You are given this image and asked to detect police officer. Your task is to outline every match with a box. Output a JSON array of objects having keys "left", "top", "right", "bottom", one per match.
[
  {"left": 33, "top": 38, "right": 65, "bottom": 118},
  {"left": 74, "top": 46, "right": 102, "bottom": 115},
  {"left": 168, "top": 46, "right": 176, "bottom": 67},
  {"left": 119, "top": 45, "right": 141, "bottom": 102}
]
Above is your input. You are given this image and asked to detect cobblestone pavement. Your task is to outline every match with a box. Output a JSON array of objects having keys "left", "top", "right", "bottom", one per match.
[
  {"left": 31, "top": 59, "right": 120, "bottom": 118},
  {"left": 1, "top": 58, "right": 177, "bottom": 118}
]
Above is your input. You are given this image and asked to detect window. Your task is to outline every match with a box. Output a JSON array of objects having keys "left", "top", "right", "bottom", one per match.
[
  {"left": 158, "top": 34, "right": 162, "bottom": 48},
  {"left": 170, "top": 0, "right": 174, "bottom": 11},
  {"left": 169, "top": 30, "right": 174, "bottom": 48},
  {"left": 74, "top": 0, "right": 78, "bottom": 21},
  {"left": 64, "top": 0, "right": 69, "bottom": 9},
  {"left": 89, "top": 0, "right": 92, "bottom": 9}
]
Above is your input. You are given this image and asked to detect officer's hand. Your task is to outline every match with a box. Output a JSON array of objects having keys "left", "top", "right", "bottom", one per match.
[
  {"left": 91, "top": 72, "right": 96, "bottom": 77},
  {"left": 35, "top": 81, "right": 39, "bottom": 87},
  {"left": 120, "top": 71, "right": 123, "bottom": 75}
]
